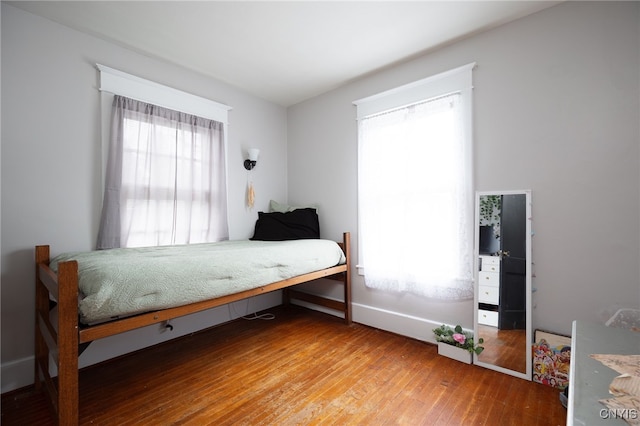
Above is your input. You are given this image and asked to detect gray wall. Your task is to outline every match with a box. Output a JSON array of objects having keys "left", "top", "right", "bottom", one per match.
[
  {"left": 1, "top": 4, "right": 288, "bottom": 392},
  {"left": 287, "top": 1, "right": 640, "bottom": 339}
]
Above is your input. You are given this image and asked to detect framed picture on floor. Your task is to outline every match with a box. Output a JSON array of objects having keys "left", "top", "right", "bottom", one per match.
[{"left": 533, "top": 329, "right": 571, "bottom": 390}]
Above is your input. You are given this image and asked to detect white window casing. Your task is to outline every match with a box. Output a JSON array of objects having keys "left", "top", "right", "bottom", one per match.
[
  {"left": 97, "top": 64, "right": 231, "bottom": 123},
  {"left": 353, "top": 63, "right": 475, "bottom": 281}
]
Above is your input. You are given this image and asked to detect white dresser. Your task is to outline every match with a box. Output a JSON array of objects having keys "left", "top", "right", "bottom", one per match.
[{"left": 477, "top": 255, "right": 500, "bottom": 327}]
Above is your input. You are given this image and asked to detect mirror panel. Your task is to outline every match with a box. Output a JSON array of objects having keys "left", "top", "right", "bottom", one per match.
[{"left": 474, "top": 190, "right": 532, "bottom": 380}]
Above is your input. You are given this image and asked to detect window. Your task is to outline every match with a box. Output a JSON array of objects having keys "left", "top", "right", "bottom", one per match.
[
  {"left": 354, "top": 63, "right": 475, "bottom": 300},
  {"left": 96, "top": 65, "right": 230, "bottom": 248}
]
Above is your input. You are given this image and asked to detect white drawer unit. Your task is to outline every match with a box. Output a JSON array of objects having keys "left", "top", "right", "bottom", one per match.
[
  {"left": 479, "top": 271, "right": 499, "bottom": 287},
  {"left": 478, "top": 309, "right": 499, "bottom": 327},
  {"left": 480, "top": 255, "right": 500, "bottom": 273},
  {"left": 478, "top": 255, "right": 501, "bottom": 327},
  {"left": 481, "top": 255, "right": 500, "bottom": 265},
  {"left": 478, "top": 285, "right": 499, "bottom": 305}
]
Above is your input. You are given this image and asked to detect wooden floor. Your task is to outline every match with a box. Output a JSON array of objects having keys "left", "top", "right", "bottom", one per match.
[
  {"left": 2, "top": 305, "right": 566, "bottom": 425},
  {"left": 477, "top": 325, "right": 527, "bottom": 374}
]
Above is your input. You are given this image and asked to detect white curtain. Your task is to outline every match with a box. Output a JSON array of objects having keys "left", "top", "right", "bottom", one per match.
[
  {"left": 358, "top": 92, "right": 474, "bottom": 299},
  {"left": 97, "top": 95, "right": 229, "bottom": 248}
]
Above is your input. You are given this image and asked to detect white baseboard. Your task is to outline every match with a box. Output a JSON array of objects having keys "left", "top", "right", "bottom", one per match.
[
  {"left": 293, "top": 298, "right": 444, "bottom": 345},
  {"left": 1, "top": 355, "right": 34, "bottom": 394},
  {"left": 352, "top": 302, "right": 441, "bottom": 344}
]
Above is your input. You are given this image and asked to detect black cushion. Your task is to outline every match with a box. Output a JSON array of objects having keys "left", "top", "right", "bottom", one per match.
[{"left": 251, "top": 208, "right": 320, "bottom": 241}]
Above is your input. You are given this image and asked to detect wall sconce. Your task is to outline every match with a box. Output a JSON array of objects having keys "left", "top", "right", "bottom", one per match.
[{"left": 244, "top": 148, "right": 260, "bottom": 170}]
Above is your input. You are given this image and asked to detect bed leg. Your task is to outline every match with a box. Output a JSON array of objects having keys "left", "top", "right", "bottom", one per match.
[
  {"left": 282, "top": 288, "right": 291, "bottom": 306},
  {"left": 57, "top": 260, "right": 80, "bottom": 426},
  {"left": 34, "top": 246, "right": 50, "bottom": 392},
  {"left": 343, "top": 232, "right": 352, "bottom": 325}
]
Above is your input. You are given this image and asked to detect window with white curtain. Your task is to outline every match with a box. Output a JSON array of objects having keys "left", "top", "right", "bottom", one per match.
[
  {"left": 96, "top": 65, "right": 231, "bottom": 249},
  {"left": 354, "top": 63, "right": 475, "bottom": 300}
]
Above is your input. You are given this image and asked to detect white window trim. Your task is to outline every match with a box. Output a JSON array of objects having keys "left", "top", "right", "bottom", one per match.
[
  {"left": 97, "top": 64, "right": 231, "bottom": 123},
  {"left": 353, "top": 62, "right": 475, "bottom": 119},
  {"left": 353, "top": 62, "right": 475, "bottom": 275}
]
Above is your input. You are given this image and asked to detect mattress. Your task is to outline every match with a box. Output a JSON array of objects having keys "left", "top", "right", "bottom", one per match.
[{"left": 49, "top": 239, "right": 346, "bottom": 324}]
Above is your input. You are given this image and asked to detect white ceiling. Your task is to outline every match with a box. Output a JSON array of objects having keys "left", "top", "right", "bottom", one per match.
[{"left": 8, "top": 1, "right": 561, "bottom": 106}]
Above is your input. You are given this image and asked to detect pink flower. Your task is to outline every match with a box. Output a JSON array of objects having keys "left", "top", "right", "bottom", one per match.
[{"left": 453, "top": 333, "right": 466, "bottom": 345}]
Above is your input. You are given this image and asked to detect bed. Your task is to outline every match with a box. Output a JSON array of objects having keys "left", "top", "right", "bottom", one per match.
[{"left": 34, "top": 229, "right": 351, "bottom": 425}]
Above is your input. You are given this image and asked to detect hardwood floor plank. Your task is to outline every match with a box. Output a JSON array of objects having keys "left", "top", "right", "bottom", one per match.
[{"left": 2, "top": 305, "right": 566, "bottom": 425}]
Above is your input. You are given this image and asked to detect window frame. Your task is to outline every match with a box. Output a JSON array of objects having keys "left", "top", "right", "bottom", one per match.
[
  {"left": 353, "top": 63, "right": 475, "bottom": 276},
  {"left": 97, "top": 65, "right": 232, "bottom": 247}
]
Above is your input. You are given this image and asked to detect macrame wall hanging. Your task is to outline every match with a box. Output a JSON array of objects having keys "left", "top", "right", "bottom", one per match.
[{"left": 247, "top": 177, "right": 255, "bottom": 209}]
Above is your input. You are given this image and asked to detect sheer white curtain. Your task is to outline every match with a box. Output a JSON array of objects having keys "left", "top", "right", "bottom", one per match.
[
  {"left": 97, "top": 95, "right": 229, "bottom": 248},
  {"left": 358, "top": 92, "right": 474, "bottom": 299}
]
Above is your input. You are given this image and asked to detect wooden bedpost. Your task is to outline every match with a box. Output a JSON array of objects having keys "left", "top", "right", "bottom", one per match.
[
  {"left": 35, "top": 245, "right": 80, "bottom": 425},
  {"left": 57, "top": 260, "right": 80, "bottom": 425},
  {"left": 343, "top": 232, "right": 352, "bottom": 325},
  {"left": 34, "top": 245, "right": 50, "bottom": 393},
  {"left": 282, "top": 288, "right": 291, "bottom": 307}
]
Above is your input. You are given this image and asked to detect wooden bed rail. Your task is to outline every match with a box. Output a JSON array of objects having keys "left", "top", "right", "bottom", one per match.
[{"left": 34, "top": 232, "right": 351, "bottom": 425}]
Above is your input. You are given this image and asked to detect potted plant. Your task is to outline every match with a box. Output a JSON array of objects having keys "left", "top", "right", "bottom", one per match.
[{"left": 433, "top": 324, "right": 484, "bottom": 364}]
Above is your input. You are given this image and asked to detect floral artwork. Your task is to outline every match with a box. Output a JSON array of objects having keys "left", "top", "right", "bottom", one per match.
[{"left": 533, "top": 337, "right": 571, "bottom": 390}]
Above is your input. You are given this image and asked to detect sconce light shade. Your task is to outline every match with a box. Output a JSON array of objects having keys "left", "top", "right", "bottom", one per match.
[
  {"left": 248, "top": 148, "right": 260, "bottom": 161},
  {"left": 244, "top": 148, "right": 260, "bottom": 170}
]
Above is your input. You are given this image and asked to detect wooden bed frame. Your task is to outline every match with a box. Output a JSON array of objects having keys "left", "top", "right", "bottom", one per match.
[{"left": 34, "top": 232, "right": 351, "bottom": 425}]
